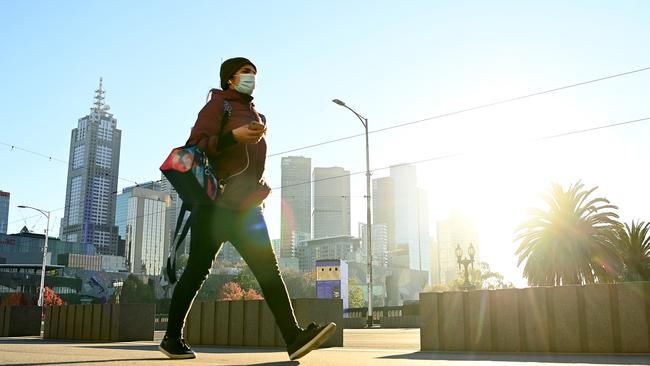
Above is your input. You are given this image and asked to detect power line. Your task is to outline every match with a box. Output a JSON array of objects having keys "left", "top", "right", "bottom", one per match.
[
  {"left": 268, "top": 66, "right": 650, "bottom": 157},
  {"left": 8, "top": 115, "right": 650, "bottom": 231},
  {"left": 4, "top": 66, "right": 648, "bottom": 178},
  {"left": 271, "top": 116, "right": 650, "bottom": 190},
  {"left": 0, "top": 141, "right": 141, "bottom": 185}
]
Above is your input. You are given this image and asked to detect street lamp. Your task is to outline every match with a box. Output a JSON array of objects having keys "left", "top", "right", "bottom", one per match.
[
  {"left": 17, "top": 205, "right": 51, "bottom": 307},
  {"left": 332, "top": 98, "right": 374, "bottom": 327},
  {"left": 455, "top": 243, "right": 475, "bottom": 290}
]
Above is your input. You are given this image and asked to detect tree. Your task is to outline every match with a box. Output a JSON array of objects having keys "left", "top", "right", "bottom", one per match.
[
  {"left": 1, "top": 293, "right": 33, "bottom": 306},
  {"left": 281, "top": 269, "right": 315, "bottom": 298},
  {"left": 43, "top": 287, "right": 65, "bottom": 306},
  {"left": 515, "top": 181, "right": 622, "bottom": 286},
  {"left": 347, "top": 279, "right": 365, "bottom": 308},
  {"left": 196, "top": 274, "right": 231, "bottom": 301},
  {"left": 613, "top": 220, "right": 650, "bottom": 281},
  {"left": 234, "top": 265, "right": 262, "bottom": 293},
  {"left": 218, "top": 282, "right": 263, "bottom": 300},
  {"left": 119, "top": 274, "right": 156, "bottom": 304}
]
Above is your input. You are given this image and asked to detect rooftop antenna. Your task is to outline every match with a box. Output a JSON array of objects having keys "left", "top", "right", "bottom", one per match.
[{"left": 93, "top": 77, "right": 111, "bottom": 114}]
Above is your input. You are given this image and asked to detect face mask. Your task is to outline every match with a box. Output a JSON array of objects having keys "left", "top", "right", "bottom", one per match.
[{"left": 234, "top": 74, "right": 256, "bottom": 95}]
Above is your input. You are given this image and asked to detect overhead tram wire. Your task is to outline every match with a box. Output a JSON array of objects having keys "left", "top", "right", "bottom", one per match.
[
  {"left": 7, "top": 115, "right": 650, "bottom": 231},
  {"left": 271, "top": 115, "right": 650, "bottom": 190},
  {"left": 4, "top": 66, "right": 649, "bottom": 176},
  {"left": 0, "top": 141, "right": 141, "bottom": 186},
  {"left": 268, "top": 66, "right": 650, "bottom": 157}
]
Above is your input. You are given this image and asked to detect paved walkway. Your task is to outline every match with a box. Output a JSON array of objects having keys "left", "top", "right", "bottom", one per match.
[{"left": 1, "top": 329, "right": 649, "bottom": 365}]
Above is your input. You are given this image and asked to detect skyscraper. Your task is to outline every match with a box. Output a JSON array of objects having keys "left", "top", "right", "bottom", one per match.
[
  {"left": 0, "top": 191, "right": 9, "bottom": 235},
  {"left": 312, "top": 167, "right": 350, "bottom": 239},
  {"left": 280, "top": 156, "right": 311, "bottom": 258},
  {"left": 389, "top": 164, "right": 431, "bottom": 274},
  {"left": 59, "top": 79, "right": 122, "bottom": 255},
  {"left": 372, "top": 177, "right": 395, "bottom": 251},
  {"left": 434, "top": 210, "right": 479, "bottom": 285},
  {"left": 116, "top": 185, "right": 171, "bottom": 275}
]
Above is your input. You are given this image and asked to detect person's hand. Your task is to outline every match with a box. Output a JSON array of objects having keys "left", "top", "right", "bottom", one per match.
[{"left": 232, "top": 124, "right": 266, "bottom": 144}]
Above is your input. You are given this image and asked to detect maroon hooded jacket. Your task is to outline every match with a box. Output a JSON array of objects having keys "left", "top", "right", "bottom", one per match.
[{"left": 186, "top": 88, "right": 270, "bottom": 209}]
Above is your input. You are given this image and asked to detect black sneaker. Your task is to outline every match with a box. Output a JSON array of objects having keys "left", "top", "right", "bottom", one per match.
[
  {"left": 159, "top": 335, "right": 196, "bottom": 359},
  {"left": 287, "top": 322, "right": 337, "bottom": 360}
]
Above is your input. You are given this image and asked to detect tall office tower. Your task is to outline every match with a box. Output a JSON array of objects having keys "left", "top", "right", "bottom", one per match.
[
  {"left": 116, "top": 185, "right": 171, "bottom": 275},
  {"left": 372, "top": 177, "right": 395, "bottom": 251},
  {"left": 312, "top": 167, "right": 350, "bottom": 239},
  {"left": 60, "top": 79, "right": 122, "bottom": 255},
  {"left": 0, "top": 191, "right": 9, "bottom": 234},
  {"left": 389, "top": 164, "right": 431, "bottom": 274},
  {"left": 434, "top": 210, "right": 479, "bottom": 284},
  {"left": 280, "top": 156, "right": 311, "bottom": 258},
  {"left": 359, "top": 223, "right": 389, "bottom": 267}
]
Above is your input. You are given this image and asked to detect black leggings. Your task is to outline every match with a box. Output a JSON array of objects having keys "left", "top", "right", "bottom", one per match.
[{"left": 166, "top": 205, "right": 301, "bottom": 344}]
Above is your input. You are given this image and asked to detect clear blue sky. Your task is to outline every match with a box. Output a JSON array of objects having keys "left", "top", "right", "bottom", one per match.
[{"left": 2, "top": 1, "right": 649, "bottom": 286}]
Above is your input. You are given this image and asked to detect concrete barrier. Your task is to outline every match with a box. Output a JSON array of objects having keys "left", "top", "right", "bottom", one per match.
[
  {"left": 0, "top": 305, "right": 41, "bottom": 337},
  {"left": 44, "top": 303, "right": 155, "bottom": 341},
  {"left": 184, "top": 298, "right": 343, "bottom": 348},
  {"left": 419, "top": 282, "right": 650, "bottom": 353}
]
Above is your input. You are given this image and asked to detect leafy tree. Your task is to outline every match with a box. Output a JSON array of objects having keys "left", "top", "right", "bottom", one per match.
[
  {"left": 196, "top": 274, "right": 232, "bottom": 301},
  {"left": 234, "top": 265, "right": 262, "bottom": 293},
  {"left": 281, "top": 269, "right": 315, "bottom": 298},
  {"left": 119, "top": 274, "right": 156, "bottom": 304},
  {"left": 1, "top": 293, "right": 33, "bottom": 306},
  {"left": 43, "top": 287, "right": 65, "bottom": 306},
  {"left": 347, "top": 278, "right": 365, "bottom": 308},
  {"left": 515, "top": 181, "right": 622, "bottom": 286},
  {"left": 613, "top": 220, "right": 650, "bottom": 281},
  {"left": 218, "top": 282, "right": 263, "bottom": 300}
]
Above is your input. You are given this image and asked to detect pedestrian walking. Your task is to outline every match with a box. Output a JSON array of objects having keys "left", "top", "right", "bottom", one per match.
[{"left": 159, "top": 57, "right": 336, "bottom": 360}]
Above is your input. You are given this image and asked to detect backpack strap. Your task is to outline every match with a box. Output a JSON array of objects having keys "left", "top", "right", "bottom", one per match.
[{"left": 165, "top": 99, "right": 231, "bottom": 284}]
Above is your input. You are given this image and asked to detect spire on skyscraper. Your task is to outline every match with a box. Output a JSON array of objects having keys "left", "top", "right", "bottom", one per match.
[{"left": 92, "top": 77, "right": 110, "bottom": 114}]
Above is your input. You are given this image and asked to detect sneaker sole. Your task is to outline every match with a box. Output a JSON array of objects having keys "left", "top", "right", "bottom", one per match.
[
  {"left": 158, "top": 345, "right": 196, "bottom": 359},
  {"left": 289, "top": 323, "right": 337, "bottom": 360}
]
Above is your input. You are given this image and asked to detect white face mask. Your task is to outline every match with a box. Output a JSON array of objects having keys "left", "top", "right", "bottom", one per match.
[{"left": 234, "top": 74, "right": 256, "bottom": 95}]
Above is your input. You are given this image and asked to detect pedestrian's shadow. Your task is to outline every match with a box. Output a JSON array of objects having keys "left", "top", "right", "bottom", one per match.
[
  {"left": 5, "top": 359, "right": 169, "bottom": 366},
  {"left": 234, "top": 362, "right": 299, "bottom": 366},
  {"left": 380, "top": 351, "right": 650, "bottom": 365}
]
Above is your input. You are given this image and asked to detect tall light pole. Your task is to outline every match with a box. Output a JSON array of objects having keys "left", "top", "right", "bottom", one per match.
[
  {"left": 332, "top": 98, "right": 374, "bottom": 327},
  {"left": 17, "top": 205, "right": 51, "bottom": 307}
]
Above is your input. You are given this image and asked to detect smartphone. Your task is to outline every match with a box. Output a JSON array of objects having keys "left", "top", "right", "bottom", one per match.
[{"left": 249, "top": 121, "right": 265, "bottom": 131}]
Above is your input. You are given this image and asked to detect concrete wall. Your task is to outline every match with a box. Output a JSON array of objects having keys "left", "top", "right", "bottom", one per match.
[
  {"left": 0, "top": 305, "right": 41, "bottom": 337},
  {"left": 183, "top": 298, "right": 343, "bottom": 348},
  {"left": 420, "top": 282, "right": 650, "bottom": 353},
  {"left": 43, "top": 303, "right": 155, "bottom": 341}
]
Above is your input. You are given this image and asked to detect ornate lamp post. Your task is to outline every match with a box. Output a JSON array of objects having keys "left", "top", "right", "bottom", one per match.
[{"left": 455, "top": 243, "right": 476, "bottom": 290}]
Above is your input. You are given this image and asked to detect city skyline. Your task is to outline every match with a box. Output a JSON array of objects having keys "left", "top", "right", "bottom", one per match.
[{"left": 3, "top": 2, "right": 649, "bottom": 287}]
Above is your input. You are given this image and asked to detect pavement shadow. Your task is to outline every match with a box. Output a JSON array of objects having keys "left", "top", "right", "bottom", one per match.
[
  {"left": 5, "top": 358, "right": 169, "bottom": 366},
  {"left": 379, "top": 351, "right": 650, "bottom": 365},
  {"left": 75, "top": 343, "right": 284, "bottom": 354},
  {"left": 231, "top": 362, "right": 299, "bottom": 366}
]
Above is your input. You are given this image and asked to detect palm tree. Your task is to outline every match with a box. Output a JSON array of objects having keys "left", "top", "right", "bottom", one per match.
[
  {"left": 613, "top": 220, "right": 650, "bottom": 281},
  {"left": 515, "top": 181, "right": 622, "bottom": 286}
]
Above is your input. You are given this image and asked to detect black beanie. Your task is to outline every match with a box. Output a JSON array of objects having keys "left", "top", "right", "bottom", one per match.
[{"left": 220, "top": 57, "right": 256, "bottom": 90}]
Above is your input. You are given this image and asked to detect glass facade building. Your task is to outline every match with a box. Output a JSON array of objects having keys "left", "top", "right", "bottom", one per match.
[{"left": 60, "top": 79, "right": 122, "bottom": 255}]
